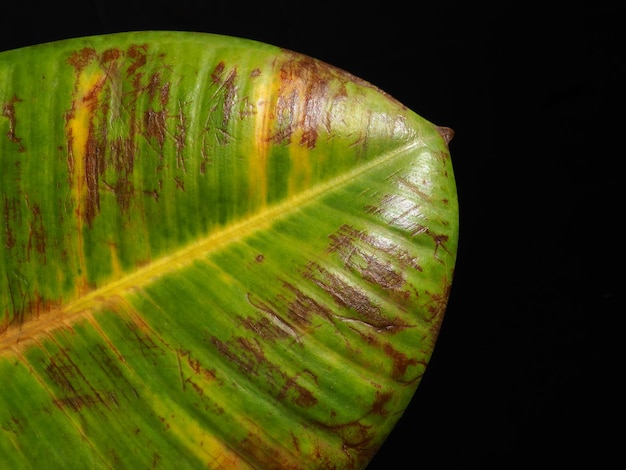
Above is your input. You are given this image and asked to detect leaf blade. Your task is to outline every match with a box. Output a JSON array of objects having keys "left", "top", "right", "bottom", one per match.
[{"left": 1, "top": 31, "right": 458, "bottom": 468}]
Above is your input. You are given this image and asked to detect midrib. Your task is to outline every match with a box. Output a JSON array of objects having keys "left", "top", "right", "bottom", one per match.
[{"left": 0, "top": 139, "right": 418, "bottom": 353}]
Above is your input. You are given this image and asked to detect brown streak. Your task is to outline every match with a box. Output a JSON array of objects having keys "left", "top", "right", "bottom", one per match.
[
  {"left": 370, "top": 391, "right": 394, "bottom": 416},
  {"left": 382, "top": 343, "right": 420, "bottom": 382},
  {"left": 2, "top": 194, "right": 16, "bottom": 249},
  {"left": 245, "top": 292, "right": 297, "bottom": 341},
  {"left": 277, "top": 369, "right": 318, "bottom": 407},
  {"left": 1, "top": 96, "right": 25, "bottom": 152},
  {"left": 26, "top": 203, "right": 46, "bottom": 264},
  {"left": 84, "top": 125, "right": 103, "bottom": 226},
  {"left": 209, "top": 336, "right": 258, "bottom": 376},
  {"left": 144, "top": 108, "right": 167, "bottom": 146},
  {"left": 303, "top": 263, "right": 407, "bottom": 332}
]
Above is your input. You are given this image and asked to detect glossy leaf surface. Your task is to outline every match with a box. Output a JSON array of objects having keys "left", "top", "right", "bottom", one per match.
[{"left": 0, "top": 31, "right": 458, "bottom": 469}]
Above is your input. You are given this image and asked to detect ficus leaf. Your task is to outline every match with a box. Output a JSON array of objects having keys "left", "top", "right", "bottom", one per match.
[{"left": 0, "top": 31, "right": 458, "bottom": 469}]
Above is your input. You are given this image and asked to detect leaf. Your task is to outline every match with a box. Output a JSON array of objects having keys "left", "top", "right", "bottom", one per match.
[{"left": 0, "top": 31, "right": 458, "bottom": 469}]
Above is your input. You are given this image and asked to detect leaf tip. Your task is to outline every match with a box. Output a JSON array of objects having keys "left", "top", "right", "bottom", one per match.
[{"left": 436, "top": 126, "right": 454, "bottom": 145}]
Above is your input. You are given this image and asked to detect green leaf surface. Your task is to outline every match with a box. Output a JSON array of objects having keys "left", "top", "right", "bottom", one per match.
[{"left": 0, "top": 31, "right": 458, "bottom": 469}]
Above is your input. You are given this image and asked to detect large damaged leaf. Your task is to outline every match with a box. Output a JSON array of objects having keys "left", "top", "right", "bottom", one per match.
[{"left": 0, "top": 31, "right": 458, "bottom": 469}]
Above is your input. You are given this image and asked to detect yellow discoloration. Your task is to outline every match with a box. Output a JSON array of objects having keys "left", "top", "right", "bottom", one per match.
[
  {"left": 68, "top": 70, "right": 106, "bottom": 199},
  {"left": 108, "top": 242, "right": 123, "bottom": 281},
  {"left": 152, "top": 400, "right": 255, "bottom": 469},
  {"left": 250, "top": 78, "right": 274, "bottom": 207},
  {"left": 66, "top": 69, "right": 107, "bottom": 291},
  {"left": 251, "top": 63, "right": 317, "bottom": 201},
  {"left": 70, "top": 71, "right": 103, "bottom": 148}
]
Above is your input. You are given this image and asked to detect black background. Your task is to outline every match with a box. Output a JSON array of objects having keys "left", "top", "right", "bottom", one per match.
[{"left": 2, "top": 1, "right": 621, "bottom": 468}]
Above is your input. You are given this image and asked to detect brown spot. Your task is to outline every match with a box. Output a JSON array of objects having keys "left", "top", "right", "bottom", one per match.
[
  {"left": 271, "top": 54, "right": 353, "bottom": 149},
  {"left": 144, "top": 108, "right": 167, "bottom": 146},
  {"left": 282, "top": 282, "right": 333, "bottom": 327},
  {"left": 127, "top": 321, "right": 165, "bottom": 364},
  {"left": 239, "top": 431, "right": 305, "bottom": 470},
  {"left": 84, "top": 127, "right": 104, "bottom": 226},
  {"left": 160, "top": 82, "right": 171, "bottom": 106},
  {"left": 238, "top": 96, "right": 257, "bottom": 119},
  {"left": 27, "top": 202, "right": 46, "bottom": 263},
  {"left": 125, "top": 44, "right": 148, "bottom": 76},
  {"left": 366, "top": 194, "right": 426, "bottom": 238},
  {"left": 89, "top": 344, "right": 138, "bottom": 398},
  {"left": 209, "top": 324, "right": 318, "bottom": 410},
  {"left": 329, "top": 224, "right": 422, "bottom": 271},
  {"left": 238, "top": 314, "right": 289, "bottom": 342},
  {"left": 255, "top": 254, "right": 265, "bottom": 263},
  {"left": 291, "top": 432, "right": 300, "bottom": 452},
  {"left": 64, "top": 43, "right": 178, "bottom": 221},
  {"left": 245, "top": 292, "right": 299, "bottom": 342},
  {"left": 370, "top": 391, "right": 394, "bottom": 416},
  {"left": 177, "top": 349, "right": 218, "bottom": 383},
  {"left": 422, "top": 280, "right": 452, "bottom": 328},
  {"left": 331, "top": 232, "right": 406, "bottom": 293},
  {"left": 101, "top": 48, "right": 122, "bottom": 64},
  {"left": 313, "top": 418, "right": 376, "bottom": 467},
  {"left": 222, "top": 71, "right": 237, "bottom": 126},
  {"left": 157, "top": 414, "right": 171, "bottom": 430},
  {"left": 209, "top": 336, "right": 260, "bottom": 376},
  {"left": 174, "top": 176, "right": 185, "bottom": 191},
  {"left": 2, "top": 194, "right": 16, "bottom": 249},
  {"left": 45, "top": 348, "right": 110, "bottom": 412},
  {"left": 143, "top": 189, "right": 159, "bottom": 202},
  {"left": 272, "top": 56, "right": 328, "bottom": 148},
  {"left": 45, "top": 352, "right": 77, "bottom": 393},
  {"left": 174, "top": 103, "right": 187, "bottom": 170},
  {"left": 209, "top": 62, "right": 238, "bottom": 145},
  {"left": 383, "top": 343, "right": 421, "bottom": 382},
  {"left": 1, "top": 95, "right": 25, "bottom": 151},
  {"left": 211, "top": 61, "right": 226, "bottom": 84},
  {"left": 106, "top": 137, "right": 136, "bottom": 211},
  {"left": 363, "top": 256, "right": 405, "bottom": 291},
  {"left": 304, "top": 263, "right": 378, "bottom": 320},
  {"left": 277, "top": 369, "right": 318, "bottom": 407},
  {"left": 365, "top": 196, "right": 451, "bottom": 261},
  {"left": 53, "top": 394, "right": 104, "bottom": 412},
  {"left": 1, "top": 290, "right": 59, "bottom": 333},
  {"left": 179, "top": 370, "right": 224, "bottom": 416},
  {"left": 395, "top": 175, "right": 433, "bottom": 203},
  {"left": 303, "top": 262, "right": 409, "bottom": 332},
  {"left": 419, "top": 229, "right": 451, "bottom": 261},
  {"left": 1, "top": 415, "right": 25, "bottom": 435},
  {"left": 146, "top": 72, "right": 162, "bottom": 101},
  {"left": 67, "top": 47, "right": 98, "bottom": 72}
]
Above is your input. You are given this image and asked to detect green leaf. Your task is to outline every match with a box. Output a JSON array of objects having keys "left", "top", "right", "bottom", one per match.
[{"left": 0, "top": 31, "right": 458, "bottom": 469}]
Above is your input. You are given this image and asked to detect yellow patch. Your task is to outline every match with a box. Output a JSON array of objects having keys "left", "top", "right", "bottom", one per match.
[
  {"left": 66, "top": 69, "right": 107, "bottom": 291},
  {"left": 67, "top": 70, "right": 105, "bottom": 198},
  {"left": 250, "top": 76, "right": 275, "bottom": 207},
  {"left": 151, "top": 399, "right": 255, "bottom": 469}
]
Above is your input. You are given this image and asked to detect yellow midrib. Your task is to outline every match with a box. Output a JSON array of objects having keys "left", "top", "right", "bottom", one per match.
[{"left": 0, "top": 139, "right": 419, "bottom": 353}]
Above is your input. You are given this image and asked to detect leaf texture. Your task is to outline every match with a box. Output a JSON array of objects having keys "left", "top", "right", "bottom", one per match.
[{"left": 0, "top": 31, "right": 458, "bottom": 469}]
